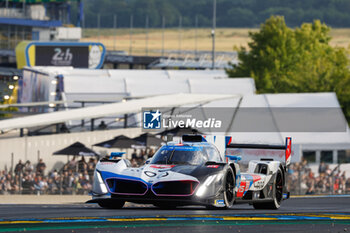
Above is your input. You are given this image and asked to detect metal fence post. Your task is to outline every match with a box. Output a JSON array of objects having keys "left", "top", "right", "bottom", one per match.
[
  {"left": 59, "top": 171, "right": 63, "bottom": 195},
  {"left": 19, "top": 171, "right": 22, "bottom": 195},
  {"left": 298, "top": 169, "right": 301, "bottom": 195},
  {"left": 11, "top": 153, "right": 14, "bottom": 176}
]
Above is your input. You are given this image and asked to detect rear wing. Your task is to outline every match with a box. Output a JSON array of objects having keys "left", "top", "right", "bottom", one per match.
[{"left": 226, "top": 137, "right": 292, "bottom": 166}]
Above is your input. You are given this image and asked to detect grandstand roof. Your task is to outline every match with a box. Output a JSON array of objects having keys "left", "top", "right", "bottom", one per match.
[
  {"left": 0, "top": 17, "right": 62, "bottom": 27},
  {"left": 23, "top": 68, "right": 255, "bottom": 105},
  {"left": 0, "top": 93, "right": 238, "bottom": 131}
]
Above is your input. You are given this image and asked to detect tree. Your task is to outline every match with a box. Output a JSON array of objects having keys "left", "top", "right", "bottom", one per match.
[
  {"left": 226, "top": 16, "right": 350, "bottom": 121},
  {"left": 74, "top": 0, "right": 350, "bottom": 28}
]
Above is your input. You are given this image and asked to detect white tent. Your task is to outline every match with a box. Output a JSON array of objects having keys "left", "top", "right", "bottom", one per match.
[
  {"left": 0, "top": 93, "right": 237, "bottom": 131},
  {"left": 20, "top": 67, "right": 255, "bottom": 106},
  {"left": 228, "top": 93, "right": 350, "bottom": 164},
  {"left": 8, "top": 67, "right": 350, "bottom": 164},
  {"left": 17, "top": 67, "right": 255, "bottom": 127}
]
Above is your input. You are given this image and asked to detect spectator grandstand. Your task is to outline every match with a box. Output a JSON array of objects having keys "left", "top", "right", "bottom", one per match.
[
  {"left": 0, "top": 149, "right": 155, "bottom": 195},
  {"left": 1, "top": 154, "right": 349, "bottom": 196}
]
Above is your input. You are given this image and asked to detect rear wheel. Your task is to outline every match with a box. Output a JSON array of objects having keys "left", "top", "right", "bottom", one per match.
[
  {"left": 98, "top": 200, "right": 125, "bottom": 209},
  {"left": 253, "top": 167, "right": 283, "bottom": 210}
]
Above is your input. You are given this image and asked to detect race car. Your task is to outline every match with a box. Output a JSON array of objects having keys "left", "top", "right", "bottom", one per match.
[{"left": 88, "top": 135, "right": 291, "bottom": 209}]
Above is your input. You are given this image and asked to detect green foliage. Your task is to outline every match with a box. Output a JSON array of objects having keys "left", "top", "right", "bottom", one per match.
[
  {"left": 72, "top": 0, "right": 350, "bottom": 28},
  {"left": 226, "top": 16, "right": 350, "bottom": 121}
]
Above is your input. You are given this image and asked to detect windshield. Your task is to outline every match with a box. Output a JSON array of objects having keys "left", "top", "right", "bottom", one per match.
[{"left": 150, "top": 146, "right": 208, "bottom": 165}]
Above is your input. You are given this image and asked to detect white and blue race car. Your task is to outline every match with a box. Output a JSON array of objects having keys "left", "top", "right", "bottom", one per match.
[{"left": 88, "top": 135, "right": 291, "bottom": 209}]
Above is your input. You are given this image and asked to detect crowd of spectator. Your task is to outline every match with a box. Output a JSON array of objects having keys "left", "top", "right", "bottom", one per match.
[
  {"left": 1, "top": 153, "right": 350, "bottom": 195},
  {"left": 130, "top": 149, "right": 156, "bottom": 167},
  {"left": 0, "top": 157, "right": 97, "bottom": 195},
  {"left": 287, "top": 160, "right": 350, "bottom": 195},
  {"left": 0, "top": 149, "right": 156, "bottom": 195}
]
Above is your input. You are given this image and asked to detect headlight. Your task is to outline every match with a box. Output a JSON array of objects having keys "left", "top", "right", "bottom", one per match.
[
  {"left": 216, "top": 173, "right": 224, "bottom": 181},
  {"left": 203, "top": 174, "right": 217, "bottom": 186},
  {"left": 95, "top": 171, "right": 108, "bottom": 194},
  {"left": 196, "top": 174, "right": 217, "bottom": 197},
  {"left": 96, "top": 171, "right": 104, "bottom": 183}
]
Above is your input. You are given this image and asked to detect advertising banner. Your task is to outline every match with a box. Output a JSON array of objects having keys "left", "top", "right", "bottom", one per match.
[{"left": 15, "top": 41, "right": 105, "bottom": 69}]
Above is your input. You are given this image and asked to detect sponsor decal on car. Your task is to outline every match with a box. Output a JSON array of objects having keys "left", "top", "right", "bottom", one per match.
[
  {"left": 100, "top": 162, "right": 116, "bottom": 166},
  {"left": 214, "top": 199, "right": 225, "bottom": 207},
  {"left": 150, "top": 165, "right": 175, "bottom": 169},
  {"left": 207, "top": 165, "right": 219, "bottom": 168},
  {"left": 254, "top": 180, "right": 264, "bottom": 188},
  {"left": 237, "top": 181, "right": 246, "bottom": 198},
  {"left": 251, "top": 174, "right": 262, "bottom": 182}
]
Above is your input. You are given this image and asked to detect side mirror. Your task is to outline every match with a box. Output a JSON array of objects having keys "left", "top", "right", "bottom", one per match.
[{"left": 145, "top": 158, "right": 152, "bottom": 164}]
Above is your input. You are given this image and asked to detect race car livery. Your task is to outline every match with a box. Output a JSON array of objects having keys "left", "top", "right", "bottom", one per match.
[{"left": 88, "top": 135, "right": 291, "bottom": 209}]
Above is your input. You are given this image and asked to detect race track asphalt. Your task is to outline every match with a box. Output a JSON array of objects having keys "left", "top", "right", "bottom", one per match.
[{"left": 0, "top": 196, "right": 349, "bottom": 233}]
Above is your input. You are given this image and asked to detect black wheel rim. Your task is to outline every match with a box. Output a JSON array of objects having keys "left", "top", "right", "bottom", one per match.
[
  {"left": 225, "top": 171, "right": 234, "bottom": 203},
  {"left": 275, "top": 171, "right": 283, "bottom": 204}
]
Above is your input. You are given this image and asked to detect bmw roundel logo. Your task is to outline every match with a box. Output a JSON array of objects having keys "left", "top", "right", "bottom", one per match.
[{"left": 145, "top": 171, "right": 157, "bottom": 177}]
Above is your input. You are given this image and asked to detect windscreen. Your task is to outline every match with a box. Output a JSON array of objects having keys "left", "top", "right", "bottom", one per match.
[{"left": 150, "top": 146, "right": 208, "bottom": 165}]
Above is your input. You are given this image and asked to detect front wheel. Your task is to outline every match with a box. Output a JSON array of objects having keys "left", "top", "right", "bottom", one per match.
[
  {"left": 253, "top": 167, "right": 283, "bottom": 210},
  {"left": 207, "top": 167, "right": 235, "bottom": 209},
  {"left": 223, "top": 167, "right": 235, "bottom": 208}
]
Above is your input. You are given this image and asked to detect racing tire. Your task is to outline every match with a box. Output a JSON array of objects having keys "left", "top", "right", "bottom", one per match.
[
  {"left": 98, "top": 200, "right": 125, "bottom": 209},
  {"left": 207, "top": 167, "right": 235, "bottom": 209},
  {"left": 253, "top": 167, "right": 283, "bottom": 210}
]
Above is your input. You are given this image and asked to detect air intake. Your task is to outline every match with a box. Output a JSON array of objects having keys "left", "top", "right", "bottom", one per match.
[
  {"left": 152, "top": 180, "right": 199, "bottom": 196},
  {"left": 106, "top": 178, "right": 148, "bottom": 195}
]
